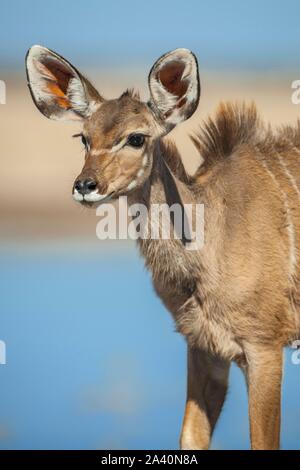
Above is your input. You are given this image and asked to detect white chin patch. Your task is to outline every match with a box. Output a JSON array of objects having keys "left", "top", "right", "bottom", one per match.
[
  {"left": 84, "top": 191, "right": 109, "bottom": 202},
  {"left": 73, "top": 189, "right": 84, "bottom": 202},
  {"left": 72, "top": 189, "right": 110, "bottom": 203}
]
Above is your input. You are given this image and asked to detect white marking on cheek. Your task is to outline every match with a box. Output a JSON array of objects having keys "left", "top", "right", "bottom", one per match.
[
  {"left": 137, "top": 169, "right": 144, "bottom": 178},
  {"left": 84, "top": 191, "right": 110, "bottom": 202},
  {"left": 142, "top": 155, "right": 148, "bottom": 167},
  {"left": 90, "top": 141, "right": 125, "bottom": 157},
  {"left": 73, "top": 189, "right": 84, "bottom": 201},
  {"left": 110, "top": 140, "right": 126, "bottom": 153},
  {"left": 127, "top": 180, "right": 137, "bottom": 191},
  {"left": 90, "top": 149, "right": 102, "bottom": 157}
]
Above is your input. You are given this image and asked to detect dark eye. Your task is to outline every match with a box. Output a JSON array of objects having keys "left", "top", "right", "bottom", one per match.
[{"left": 127, "top": 133, "right": 145, "bottom": 148}]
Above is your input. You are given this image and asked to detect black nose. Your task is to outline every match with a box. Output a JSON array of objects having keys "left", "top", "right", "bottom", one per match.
[{"left": 74, "top": 178, "right": 98, "bottom": 195}]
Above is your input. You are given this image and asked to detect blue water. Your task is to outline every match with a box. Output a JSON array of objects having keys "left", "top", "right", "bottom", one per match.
[{"left": 0, "top": 243, "right": 299, "bottom": 449}]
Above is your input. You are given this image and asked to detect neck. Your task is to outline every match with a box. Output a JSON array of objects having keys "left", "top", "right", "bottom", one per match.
[
  {"left": 157, "top": 138, "right": 191, "bottom": 185},
  {"left": 128, "top": 138, "right": 197, "bottom": 249},
  {"left": 127, "top": 137, "right": 203, "bottom": 298},
  {"left": 130, "top": 138, "right": 193, "bottom": 207}
]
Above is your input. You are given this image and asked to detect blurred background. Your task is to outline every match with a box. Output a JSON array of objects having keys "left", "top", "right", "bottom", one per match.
[{"left": 0, "top": 0, "right": 300, "bottom": 449}]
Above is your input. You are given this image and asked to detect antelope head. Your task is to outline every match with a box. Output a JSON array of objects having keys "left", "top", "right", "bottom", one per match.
[{"left": 26, "top": 46, "right": 200, "bottom": 206}]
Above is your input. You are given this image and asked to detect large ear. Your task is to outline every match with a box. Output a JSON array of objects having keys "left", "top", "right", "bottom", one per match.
[
  {"left": 148, "top": 48, "right": 200, "bottom": 129},
  {"left": 25, "top": 45, "right": 103, "bottom": 121}
]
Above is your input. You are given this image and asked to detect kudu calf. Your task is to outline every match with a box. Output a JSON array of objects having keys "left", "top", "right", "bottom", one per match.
[{"left": 26, "top": 45, "right": 300, "bottom": 449}]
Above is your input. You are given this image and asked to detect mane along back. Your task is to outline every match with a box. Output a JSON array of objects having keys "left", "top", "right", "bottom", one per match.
[
  {"left": 276, "top": 120, "right": 300, "bottom": 150},
  {"left": 192, "top": 102, "right": 300, "bottom": 177},
  {"left": 192, "top": 102, "right": 265, "bottom": 173}
]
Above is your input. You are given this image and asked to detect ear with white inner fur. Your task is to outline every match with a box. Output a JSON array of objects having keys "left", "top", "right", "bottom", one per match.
[
  {"left": 148, "top": 48, "right": 200, "bottom": 129},
  {"left": 25, "top": 45, "right": 103, "bottom": 121}
]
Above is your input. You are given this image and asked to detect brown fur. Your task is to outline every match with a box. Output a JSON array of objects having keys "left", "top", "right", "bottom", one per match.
[
  {"left": 27, "top": 46, "right": 300, "bottom": 449},
  {"left": 132, "top": 102, "right": 300, "bottom": 449}
]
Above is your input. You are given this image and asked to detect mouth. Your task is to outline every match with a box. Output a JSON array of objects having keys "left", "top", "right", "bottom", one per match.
[{"left": 73, "top": 189, "right": 114, "bottom": 206}]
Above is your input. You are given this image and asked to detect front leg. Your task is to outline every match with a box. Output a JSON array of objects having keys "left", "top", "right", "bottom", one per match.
[
  {"left": 180, "top": 347, "right": 230, "bottom": 450},
  {"left": 244, "top": 343, "right": 283, "bottom": 450}
]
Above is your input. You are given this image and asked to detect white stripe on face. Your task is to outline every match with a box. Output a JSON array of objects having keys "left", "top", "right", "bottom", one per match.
[
  {"left": 89, "top": 128, "right": 150, "bottom": 157},
  {"left": 89, "top": 141, "right": 125, "bottom": 157}
]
